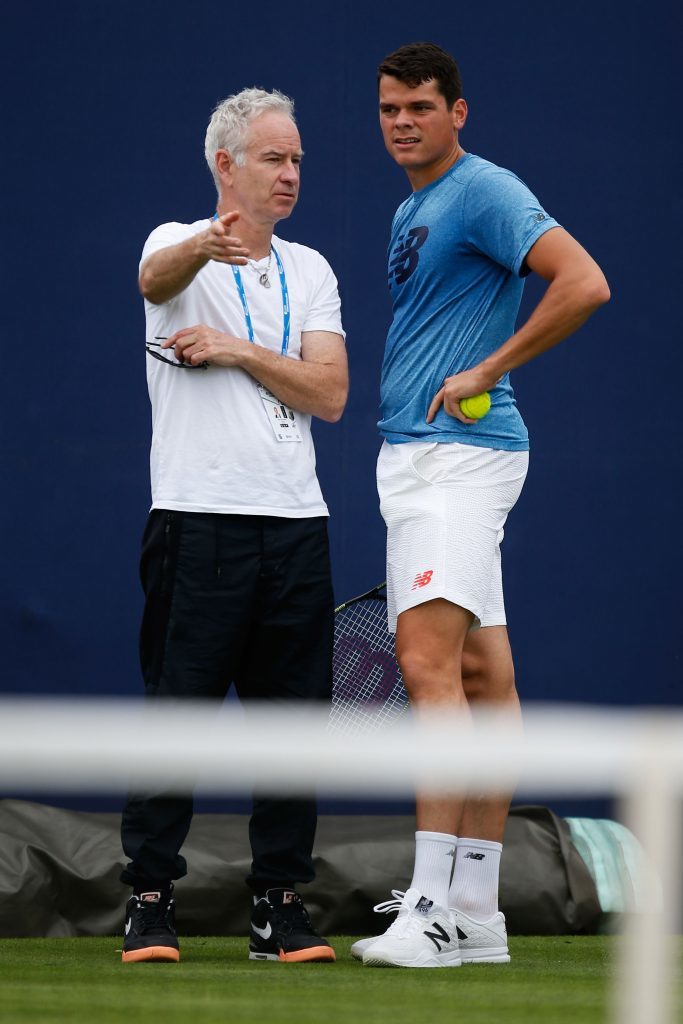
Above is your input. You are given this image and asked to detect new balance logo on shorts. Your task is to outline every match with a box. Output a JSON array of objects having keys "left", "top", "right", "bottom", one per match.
[{"left": 411, "top": 570, "right": 433, "bottom": 590}]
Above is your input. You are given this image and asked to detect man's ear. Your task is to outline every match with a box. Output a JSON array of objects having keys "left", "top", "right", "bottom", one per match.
[
  {"left": 215, "top": 149, "right": 235, "bottom": 185},
  {"left": 452, "top": 98, "right": 468, "bottom": 132}
]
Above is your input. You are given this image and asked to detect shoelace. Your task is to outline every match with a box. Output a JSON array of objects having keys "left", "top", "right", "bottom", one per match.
[
  {"left": 135, "top": 897, "right": 174, "bottom": 932},
  {"left": 372, "top": 889, "right": 406, "bottom": 916},
  {"left": 271, "top": 895, "right": 315, "bottom": 935},
  {"left": 370, "top": 890, "right": 425, "bottom": 938}
]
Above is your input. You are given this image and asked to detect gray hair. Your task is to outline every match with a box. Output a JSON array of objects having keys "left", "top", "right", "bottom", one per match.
[{"left": 204, "top": 87, "right": 296, "bottom": 191}]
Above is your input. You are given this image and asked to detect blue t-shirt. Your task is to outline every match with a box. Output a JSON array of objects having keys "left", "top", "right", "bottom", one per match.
[{"left": 379, "top": 153, "right": 559, "bottom": 450}]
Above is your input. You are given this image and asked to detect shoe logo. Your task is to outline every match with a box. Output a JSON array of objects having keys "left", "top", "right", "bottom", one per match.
[
  {"left": 140, "top": 892, "right": 161, "bottom": 902},
  {"left": 423, "top": 923, "right": 451, "bottom": 952},
  {"left": 411, "top": 570, "right": 433, "bottom": 590},
  {"left": 252, "top": 921, "right": 273, "bottom": 940},
  {"left": 456, "top": 925, "right": 468, "bottom": 941},
  {"left": 464, "top": 853, "right": 485, "bottom": 860},
  {"left": 124, "top": 919, "right": 132, "bottom": 936},
  {"left": 282, "top": 891, "right": 297, "bottom": 905},
  {"left": 415, "top": 897, "right": 434, "bottom": 914}
]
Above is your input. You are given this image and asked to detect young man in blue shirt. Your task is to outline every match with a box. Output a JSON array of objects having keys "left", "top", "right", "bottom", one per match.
[{"left": 356, "top": 42, "right": 610, "bottom": 969}]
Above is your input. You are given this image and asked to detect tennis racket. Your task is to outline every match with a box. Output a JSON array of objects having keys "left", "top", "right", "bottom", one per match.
[{"left": 330, "top": 583, "right": 409, "bottom": 734}]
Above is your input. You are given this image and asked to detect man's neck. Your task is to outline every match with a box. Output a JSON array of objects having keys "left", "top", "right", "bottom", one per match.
[
  {"left": 216, "top": 202, "right": 274, "bottom": 260},
  {"left": 406, "top": 144, "right": 466, "bottom": 192}
]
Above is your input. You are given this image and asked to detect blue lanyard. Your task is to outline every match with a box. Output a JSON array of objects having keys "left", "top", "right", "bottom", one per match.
[
  {"left": 230, "top": 248, "right": 290, "bottom": 356},
  {"left": 211, "top": 213, "right": 291, "bottom": 355}
]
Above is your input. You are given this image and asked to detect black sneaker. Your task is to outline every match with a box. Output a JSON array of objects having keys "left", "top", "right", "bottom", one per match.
[
  {"left": 121, "top": 887, "right": 180, "bottom": 963},
  {"left": 249, "top": 888, "right": 336, "bottom": 963}
]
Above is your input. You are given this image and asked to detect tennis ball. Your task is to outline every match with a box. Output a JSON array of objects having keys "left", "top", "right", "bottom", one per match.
[{"left": 460, "top": 392, "right": 491, "bottom": 420}]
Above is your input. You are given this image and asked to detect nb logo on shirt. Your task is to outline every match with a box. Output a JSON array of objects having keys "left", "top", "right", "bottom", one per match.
[
  {"left": 411, "top": 570, "right": 434, "bottom": 590},
  {"left": 389, "top": 226, "right": 429, "bottom": 285}
]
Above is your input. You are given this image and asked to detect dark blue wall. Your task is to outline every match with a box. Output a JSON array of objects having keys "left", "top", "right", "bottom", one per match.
[{"left": 2, "top": 0, "right": 681, "bottom": 711}]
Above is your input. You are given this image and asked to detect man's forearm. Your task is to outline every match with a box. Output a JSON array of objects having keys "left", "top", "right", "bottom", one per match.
[
  {"left": 426, "top": 242, "right": 610, "bottom": 424},
  {"left": 479, "top": 230, "right": 611, "bottom": 385},
  {"left": 140, "top": 214, "right": 249, "bottom": 305},
  {"left": 240, "top": 344, "right": 348, "bottom": 423},
  {"left": 480, "top": 266, "right": 610, "bottom": 386},
  {"left": 139, "top": 238, "right": 208, "bottom": 305},
  {"left": 166, "top": 325, "right": 348, "bottom": 422}
]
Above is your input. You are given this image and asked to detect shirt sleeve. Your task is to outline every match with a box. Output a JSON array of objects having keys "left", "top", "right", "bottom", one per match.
[
  {"left": 139, "top": 222, "right": 198, "bottom": 270},
  {"left": 302, "top": 255, "right": 346, "bottom": 340},
  {"left": 462, "top": 166, "right": 561, "bottom": 277}
]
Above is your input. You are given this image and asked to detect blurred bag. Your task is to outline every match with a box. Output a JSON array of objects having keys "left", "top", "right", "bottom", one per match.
[{"left": 0, "top": 799, "right": 608, "bottom": 936}]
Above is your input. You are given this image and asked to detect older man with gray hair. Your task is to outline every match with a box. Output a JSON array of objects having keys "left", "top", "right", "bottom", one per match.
[{"left": 119, "top": 88, "right": 347, "bottom": 965}]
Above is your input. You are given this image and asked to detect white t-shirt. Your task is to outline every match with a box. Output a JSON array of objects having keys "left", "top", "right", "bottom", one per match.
[{"left": 140, "top": 219, "right": 345, "bottom": 517}]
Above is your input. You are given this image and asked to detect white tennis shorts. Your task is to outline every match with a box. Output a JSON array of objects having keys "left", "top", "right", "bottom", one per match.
[{"left": 377, "top": 440, "right": 529, "bottom": 633}]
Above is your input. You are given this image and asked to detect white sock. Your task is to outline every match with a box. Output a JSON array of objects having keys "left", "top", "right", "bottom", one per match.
[
  {"left": 448, "top": 837, "right": 502, "bottom": 921},
  {"left": 408, "top": 830, "right": 457, "bottom": 909}
]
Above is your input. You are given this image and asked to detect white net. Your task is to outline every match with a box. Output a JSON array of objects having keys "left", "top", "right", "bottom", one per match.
[{"left": 0, "top": 699, "right": 682, "bottom": 1023}]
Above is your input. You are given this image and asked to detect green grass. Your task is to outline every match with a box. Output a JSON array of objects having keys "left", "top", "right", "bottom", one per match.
[{"left": 0, "top": 936, "right": 680, "bottom": 1024}]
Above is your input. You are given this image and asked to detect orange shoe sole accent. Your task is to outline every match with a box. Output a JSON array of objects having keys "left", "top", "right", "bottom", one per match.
[
  {"left": 121, "top": 946, "right": 180, "bottom": 963},
  {"left": 278, "top": 946, "right": 336, "bottom": 963}
]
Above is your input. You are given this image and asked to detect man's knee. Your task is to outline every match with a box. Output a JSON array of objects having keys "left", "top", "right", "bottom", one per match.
[
  {"left": 462, "top": 662, "right": 516, "bottom": 703},
  {"left": 462, "top": 628, "right": 517, "bottom": 704},
  {"left": 397, "top": 644, "right": 466, "bottom": 706}
]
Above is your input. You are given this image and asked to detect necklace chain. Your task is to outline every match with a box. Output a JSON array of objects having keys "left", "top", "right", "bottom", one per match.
[{"left": 247, "top": 248, "right": 273, "bottom": 288}]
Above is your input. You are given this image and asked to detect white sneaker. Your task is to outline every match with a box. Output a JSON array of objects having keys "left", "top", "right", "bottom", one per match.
[
  {"left": 352, "top": 903, "right": 511, "bottom": 964},
  {"left": 351, "top": 888, "right": 405, "bottom": 960},
  {"left": 361, "top": 888, "right": 461, "bottom": 968},
  {"left": 350, "top": 935, "right": 375, "bottom": 961},
  {"left": 454, "top": 909, "right": 510, "bottom": 964}
]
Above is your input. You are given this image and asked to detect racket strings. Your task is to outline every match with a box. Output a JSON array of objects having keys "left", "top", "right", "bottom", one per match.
[{"left": 330, "top": 596, "right": 409, "bottom": 734}]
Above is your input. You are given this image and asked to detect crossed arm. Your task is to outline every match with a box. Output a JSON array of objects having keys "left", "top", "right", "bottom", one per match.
[
  {"left": 162, "top": 325, "right": 348, "bottom": 423},
  {"left": 426, "top": 227, "right": 611, "bottom": 423}
]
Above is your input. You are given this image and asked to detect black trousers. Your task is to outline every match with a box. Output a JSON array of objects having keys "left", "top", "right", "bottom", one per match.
[{"left": 120, "top": 509, "right": 334, "bottom": 893}]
